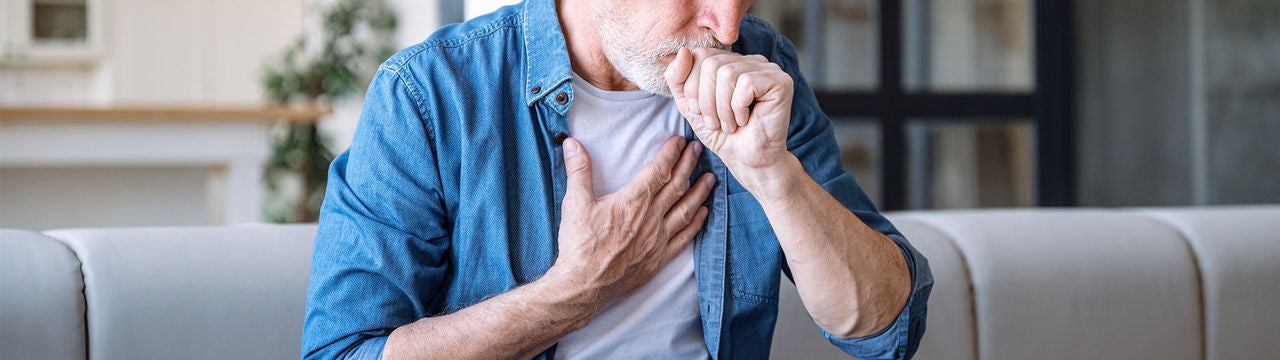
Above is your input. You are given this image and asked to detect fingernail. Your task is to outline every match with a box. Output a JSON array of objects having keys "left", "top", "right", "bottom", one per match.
[
  {"left": 693, "top": 141, "right": 702, "bottom": 153},
  {"left": 564, "top": 138, "right": 579, "bottom": 156}
]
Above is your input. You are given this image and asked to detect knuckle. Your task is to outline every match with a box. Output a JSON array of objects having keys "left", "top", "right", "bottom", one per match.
[
  {"left": 674, "top": 177, "right": 691, "bottom": 193},
  {"left": 649, "top": 181, "right": 668, "bottom": 198},
  {"left": 722, "top": 63, "right": 749, "bottom": 80},
  {"left": 716, "top": 66, "right": 735, "bottom": 81},
  {"left": 653, "top": 166, "right": 672, "bottom": 183},
  {"left": 675, "top": 206, "right": 695, "bottom": 223},
  {"left": 660, "top": 183, "right": 683, "bottom": 201},
  {"left": 699, "top": 59, "right": 717, "bottom": 75},
  {"left": 658, "top": 187, "right": 679, "bottom": 206},
  {"left": 703, "top": 57, "right": 728, "bottom": 75},
  {"left": 705, "top": 54, "right": 726, "bottom": 66}
]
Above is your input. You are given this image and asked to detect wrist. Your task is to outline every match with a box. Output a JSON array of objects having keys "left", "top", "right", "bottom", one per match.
[
  {"left": 729, "top": 153, "right": 806, "bottom": 205},
  {"left": 537, "top": 264, "right": 598, "bottom": 330}
]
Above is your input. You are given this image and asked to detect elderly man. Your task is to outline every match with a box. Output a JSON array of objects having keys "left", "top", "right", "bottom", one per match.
[{"left": 302, "top": 0, "right": 933, "bottom": 359}]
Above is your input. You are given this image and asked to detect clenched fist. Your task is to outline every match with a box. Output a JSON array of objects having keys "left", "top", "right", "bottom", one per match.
[{"left": 664, "top": 47, "right": 795, "bottom": 174}]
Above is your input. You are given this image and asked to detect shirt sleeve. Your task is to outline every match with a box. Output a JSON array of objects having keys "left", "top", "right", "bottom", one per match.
[
  {"left": 301, "top": 65, "right": 450, "bottom": 360},
  {"left": 772, "top": 30, "right": 936, "bottom": 360},
  {"left": 337, "top": 336, "right": 388, "bottom": 360}
]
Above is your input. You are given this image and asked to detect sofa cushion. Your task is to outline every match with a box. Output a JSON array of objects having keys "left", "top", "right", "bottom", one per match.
[
  {"left": 1141, "top": 206, "right": 1280, "bottom": 360},
  {"left": 899, "top": 210, "right": 1202, "bottom": 360},
  {"left": 0, "top": 229, "right": 87, "bottom": 360},
  {"left": 45, "top": 224, "right": 316, "bottom": 360}
]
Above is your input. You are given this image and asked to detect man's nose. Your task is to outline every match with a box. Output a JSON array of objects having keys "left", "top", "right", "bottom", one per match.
[{"left": 698, "top": 0, "right": 746, "bottom": 45}]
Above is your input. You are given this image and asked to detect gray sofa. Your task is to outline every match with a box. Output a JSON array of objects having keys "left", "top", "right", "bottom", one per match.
[{"left": 3, "top": 207, "right": 1277, "bottom": 359}]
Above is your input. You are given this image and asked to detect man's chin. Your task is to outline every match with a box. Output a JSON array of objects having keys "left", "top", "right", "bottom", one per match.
[
  {"left": 613, "top": 64, "right": 673, "bottom": 97},
  {"left": 648, "top": 86, "right": 673, "bottom": 98},
  {"left": 623, "top": 75, "right": 671, "bottom": 97}
]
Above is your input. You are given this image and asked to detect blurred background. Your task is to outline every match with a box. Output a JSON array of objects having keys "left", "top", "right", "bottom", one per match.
[{"left": 1, "top": 0, "right": 1277, "bottom": 230}]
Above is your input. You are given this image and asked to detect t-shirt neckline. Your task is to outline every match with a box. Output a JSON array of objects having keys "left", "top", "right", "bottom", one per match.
[{"left": 570, "top": 72, "right": 661, "bottom": 102}]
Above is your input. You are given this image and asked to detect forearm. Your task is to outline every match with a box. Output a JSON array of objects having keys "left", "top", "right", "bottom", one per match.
[
  {"left": 382, "top": 266, "right": 595, "bottom": 359},
  {"left": 735, "top": 154, "right": 911, "bottom": 338}
]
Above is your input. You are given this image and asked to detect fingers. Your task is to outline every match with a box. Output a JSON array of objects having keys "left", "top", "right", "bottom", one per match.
[
  {"left": 663, "top": 173, "right": 716, "bottom": 237},
  {"left": 653, "top": 140, "right": 704, "bottom": 211},
  {"left": 624, "top": 136, "right": 686, "bottom": 199},
  {"left": 666, "top": 206, "right": 708, "bottom": 263},
  {"left": 664, "top": 47, "right": 695, "bottom": 104},
  {"left": 562, "top": 138, "right": 596, "bottom": 202},
  {"left": 701, "top": 54, "right": 747, "bottom": 134},
  {"left": 731, "top": 73, "right": 759, "bottom": 128},
  {"left": 693, "top": 51, "right": 735, "bottom": 133},
  {"left": 683, "top": 49, "right": 771, "bottom": 134},
  {"left": 716, "top": 63, "right": 745, "bottom": 130}
]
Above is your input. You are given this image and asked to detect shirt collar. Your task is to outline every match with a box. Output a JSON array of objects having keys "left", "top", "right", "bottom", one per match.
[{"left": 522, "top": 0, "right": 574, "bottom": 107}]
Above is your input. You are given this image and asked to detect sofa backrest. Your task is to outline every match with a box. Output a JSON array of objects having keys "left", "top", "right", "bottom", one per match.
[
  {"left": 0, "top": 229, "right": 87, "bottom": 360},
  {"left": 4, "top": 207, "right": 1277, "bottom": 360},
  {"left": 772, "top": 207, "right": 1280, "bottom": 360},
  {"left": 1141, "top": 207, "right": 1280, "bottom": 360},
  {"left": 44, "top": 224, "right": 316, "bottom": 360},
  {"left": 900, "top": 210, "right": 1204, "bottom": 360},
  {"left": 891, "top": 216, "right": 978, "bottom": 360}
]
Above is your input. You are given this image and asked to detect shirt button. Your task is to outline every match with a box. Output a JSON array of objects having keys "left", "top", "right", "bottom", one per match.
[
  {"left": 555, "top": 92, "right": 568, "bottom": 104},
  {"left": 531, "top": 86, "right": 541, "bottom": 94},
  {"left": 554, "top": 132, "right": 568, "bottom": 145}
]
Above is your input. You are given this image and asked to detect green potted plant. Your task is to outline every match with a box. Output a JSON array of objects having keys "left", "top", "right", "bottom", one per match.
[{"left": 261, "top": 0, "right": 397, "bottom": 222}]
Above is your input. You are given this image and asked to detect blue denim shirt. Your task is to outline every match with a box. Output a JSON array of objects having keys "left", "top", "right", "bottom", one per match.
[{"left": 302, "top": 1, "right": 932, "bottom": 359}]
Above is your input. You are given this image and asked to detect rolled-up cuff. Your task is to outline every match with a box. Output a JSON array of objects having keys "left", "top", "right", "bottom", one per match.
[
  {"left": 338, "top": 336, "right": 387, "bottom": 360},
  {"left": 822, "top": 233, "right": 933, "bottom": 359}
]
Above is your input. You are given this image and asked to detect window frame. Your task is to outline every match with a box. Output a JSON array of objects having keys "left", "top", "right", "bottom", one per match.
[
  {"left": 814, "top": 0, "right": 1075, "bottom": 210},
  {"left": 442, "top": 0, "right": 1078, "bottom": 210}
]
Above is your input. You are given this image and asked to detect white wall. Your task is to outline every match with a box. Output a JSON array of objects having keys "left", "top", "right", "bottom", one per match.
[
  {"left": 0, "top": 0, "right": 306, "bottom": 106},
  {"left": 321, "top": 0, "right": 442, "bottom": 152},
  {"left": 105, "top": 0, "right": 306, "bottom": 104},
  {"left": 394, "top": 0, "right": 442, "bottom": 48},
  {"left": 0, "top": 166, "right": 212, "bottom": 229},
  {"left": 0, "top": 0, "right": 306, "bottom": 230},
  {"left": 465, "top": 0, "right": 518, "bottom": 20}
]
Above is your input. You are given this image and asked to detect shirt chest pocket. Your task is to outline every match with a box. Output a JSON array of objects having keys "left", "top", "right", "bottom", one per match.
[{"left": 726, "top": 191, "right": 784, "bottom": 305}]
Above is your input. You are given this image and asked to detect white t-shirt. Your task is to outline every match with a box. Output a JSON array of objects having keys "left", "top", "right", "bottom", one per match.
[{"left": 553, "top": 73, "right": 709, "bottom": 360}]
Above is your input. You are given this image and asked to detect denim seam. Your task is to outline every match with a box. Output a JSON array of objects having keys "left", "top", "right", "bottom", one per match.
[{"left": 379, "top": 15, "right": 519, "bottom": 75}]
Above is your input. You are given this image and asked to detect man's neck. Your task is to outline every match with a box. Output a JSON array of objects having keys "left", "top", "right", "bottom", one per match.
[{"left": 556, "top": 0, "right": 639, "bottom": 92}]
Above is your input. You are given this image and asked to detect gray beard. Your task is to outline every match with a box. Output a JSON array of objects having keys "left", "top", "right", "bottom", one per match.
[{"left": 593, "top": 8, "right": 727, "bottom": 97}]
